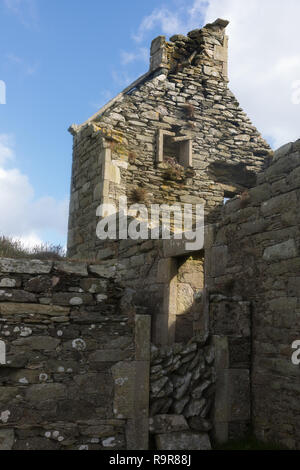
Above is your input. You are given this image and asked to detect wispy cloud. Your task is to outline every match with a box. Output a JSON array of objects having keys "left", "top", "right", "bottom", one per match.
[
  {"left": 0, "top": 134, "right": 14, "bottom": 166},
  {"left": 133, "top": 7, "right": 182, "bottom": 43},
  {"left": 6, "top": 53, "right": 38, "bottom": 76},
  {"left": 132, "top": 1, "right": 208, "bottom": 43},
  {"left": 3, "top": 0, "right": 38, "bottom": 29},
  {"left": 111, "top": 69, "right": 135, "bottom": 89},
  {"left": 120, "top": 47, "right": 148, "bottom": 66}
]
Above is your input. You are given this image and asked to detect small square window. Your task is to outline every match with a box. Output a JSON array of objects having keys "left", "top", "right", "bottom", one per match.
[{"left": 157, "top": 130, "right": 193, "bottom": 167}]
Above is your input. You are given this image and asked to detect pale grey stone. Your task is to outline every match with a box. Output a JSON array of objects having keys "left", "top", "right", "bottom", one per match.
[
  {"left": 0, "top": 258, "right": 52, "bottom": 274},
  {"left": 54, "top": 261, "right": 88, "bottom": 276},
  {"left": 184, "top": 398, "right": 207, "bottom": 418},
  {"left": 0, "top": 429, "right": 14, "bottom": 450},
  {"left": 13, "top": 336, "right": 60, "bottom": 350},
  {"left": 25, "top": 383, "right": 66, "bottom": 402},
  {"left": 263, "top": 239, "right": 297, "bottom": 261},
  {"left": 0, "top": 278, "right": 16, "bottom": 288},
  {"left": 156, "top": 432, "right": 211, "bottom": 450},
  {"left": 149, "top": 414, "right": 189, "bottom": 434}
]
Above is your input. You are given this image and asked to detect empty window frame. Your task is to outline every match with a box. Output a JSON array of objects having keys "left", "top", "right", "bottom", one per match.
[{"left": 156, "top": 130, "right": 193, "bottom": 167}]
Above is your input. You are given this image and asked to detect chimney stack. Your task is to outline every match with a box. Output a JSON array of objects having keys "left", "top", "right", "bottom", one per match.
[{"left": 149, "top": 18, "right": 229, "bottom": 80}]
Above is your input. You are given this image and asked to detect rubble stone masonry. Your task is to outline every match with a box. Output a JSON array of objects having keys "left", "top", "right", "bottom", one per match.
[
  {"left": 206, "top": 139, "right": 300, "bottom": 449},
  {"left": 67, "top": 19, "right": 270, "bottom": 260},
  {"left": 0, "top": 18, "right": 299, "bottom": 451},
  {"left": 0, "top": 258, "right": 151, "bottom": 450}
]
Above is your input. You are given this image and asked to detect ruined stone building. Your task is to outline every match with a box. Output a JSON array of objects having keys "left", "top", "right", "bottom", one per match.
[
  {"left": 67, "top": 18, "right": 271, "bottom": 347},
  {"left": 0, "top": 19, "right": 299, "bottom": 451}
]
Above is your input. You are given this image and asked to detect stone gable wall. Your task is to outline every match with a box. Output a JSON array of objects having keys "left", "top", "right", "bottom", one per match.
[
  {"left": 206, "top": 139, "right": 300, "bottom": 449},
  {"left": 68, "top": 20, "right": 271, "bottom": 260}
]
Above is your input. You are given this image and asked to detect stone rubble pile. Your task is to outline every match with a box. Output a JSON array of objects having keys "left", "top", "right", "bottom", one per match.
[{"left": 149, "top": 336, "right": 215, "bottom": 450}]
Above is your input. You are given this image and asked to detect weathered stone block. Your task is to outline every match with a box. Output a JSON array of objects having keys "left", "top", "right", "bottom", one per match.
[
  {"left": 0, "top": 278, "right": 17, "bottom": 288},
  {"left": 157, "top": 258, "right": 176, "bottom": 283},
  {"left": 149, "top": 414, "right": 189, "bottom": 434},
  {"left": 261, "top": 192, "right": 297, "bottom": 217},
  {"left": 0, "top": 303, "right": 69, "bottom": 317},
  {"left": 0, "top": 258, "right": 52, "bottom": 274},
  {"left": 176, "top": 283, "right": 194, "bottom": 316},
  {"left": 0, "top": 289, "right": 36, "bottom": 303},
  {"left": 150, "top": 36, "right": 165, "bottom": 55},
  {"left": 0, "top": 387, "right": 19, "bottom": 402},
  {"left": 111, "top": 362, "right": 136, "bottom": 419},
  {"left": 25, "top": 383, "right": 66, "bottom": 402},
  {"left": 263, "top": 239, "right": 297, "bottom": 261},
  {"left": 52, "top": 292, "right": 93, "bottom": 306},
  {"left": 135, "top": 315, "right": 151, "bottom": 361},
  {"left": 0, "top": 429, "right": 14, "bottom": 450},
  {"left": 288, "top": 277, "right": 300, "bottom": 296},
  {"left": 210, "top": 245, "right": 228, "bottom": 277},
  {"left": 89, "top": 349, "right": 131, "bottom": 363},
  {"left": 188, "top": 417, "right": 212, "bottom": 432},
  {"left": 273, "top": 142, "right": 293, "bottom": 161},
  {"left": 80, "top": 278, "right": 107, "bottom": 293},
  {"left": 89, "top": 263, "right": 117, "bottom": 278},
  {"left": 12, "top": 336, "right": 60, "bottom": 350},
  {"left": 155, "top": 432, "right": 211, "bottom": 450},
  {"left": 25, "top": 276, "right": 53, "bottom": 293},
  {"left": 210, "top": 300, "right": 250, "bottom": 337},
  {"left": 227, "top": 369, "right": 250, "bottom": 422},
  {"left": 184, "top": 398, "right": 207, "bottom": 418}
]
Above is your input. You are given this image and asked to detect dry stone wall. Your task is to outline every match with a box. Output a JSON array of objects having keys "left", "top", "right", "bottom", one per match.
[
  {"left": 0, "top": 258, "right": 150, "bottom": 450},
  {"left": 149, "top": 335, "right": 214, "bottom": 450},
  {"left": 206, "top": 139, "right": 300, "bottom": 449}
]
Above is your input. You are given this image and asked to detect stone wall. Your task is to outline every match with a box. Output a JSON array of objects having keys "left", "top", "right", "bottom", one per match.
[
  {"left": 0, "top": 258, "right": 150, "bottom": 450},
  {"left": 206, "top": 139, "right": 300, "bottom": 449},
  {"left": 149, "top": 335, "right": 214, "bottom": 450},
  {"left": 78, "top": 238, "right": 206, "bottom": 349},
  {"left": 67, "top": 19, "right": 271, "bottom": 261}
]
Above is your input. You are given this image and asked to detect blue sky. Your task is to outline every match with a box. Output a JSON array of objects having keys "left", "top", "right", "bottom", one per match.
[{"left": 0, "top": 0, "right": 299, "bottom": 248}]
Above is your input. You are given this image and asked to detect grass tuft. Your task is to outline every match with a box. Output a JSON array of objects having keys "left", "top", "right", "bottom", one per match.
[{"left": 0, "top": 236, "right": 66, "bottom": 260}]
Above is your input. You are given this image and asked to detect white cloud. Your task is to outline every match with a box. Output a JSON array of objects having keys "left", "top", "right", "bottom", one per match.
[
  {"left": 0, "top": 134, "right": 68, "bottom": 244},
  {"left": 132, "top": 0, "right": 300, "bottom": 149},
  {"left": 6, "top": 53, "right": 38, "bottom": 76},
  {"left": 111, "top": 70, "right": 135, "bottom": 89},
  {"left": 13, "top": 232, "right": 43, "bottom": 250},
  {"left": 132, "top": 1, "right": 208, "bottom": 43},
  {"left": 203, "top": 0, "right": 300, "bottom": 148},
  {"left": 0, "top": 134, "right": 14, "bottom": 166},
  {"left": 120, "top": 48, "right": 148, "bottom": 65},
  {"left": 4, "top": 0, "right": 38, "bottom": 28},
  {"left": 133, "top": 8, "right": 183, "bottom": 43}
]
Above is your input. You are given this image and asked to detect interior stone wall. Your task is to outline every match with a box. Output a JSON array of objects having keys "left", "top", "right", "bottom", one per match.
[
  {"left": 206, "top": 139, "right": 300, "bottom": 449},
  {"left": 176, "top": 254, "right": 204, "bottom": 343}
]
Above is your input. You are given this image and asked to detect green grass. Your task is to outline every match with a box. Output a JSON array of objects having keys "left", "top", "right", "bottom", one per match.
[{"left": 0, "top": 236, "right": 66, "bottom": 261}]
